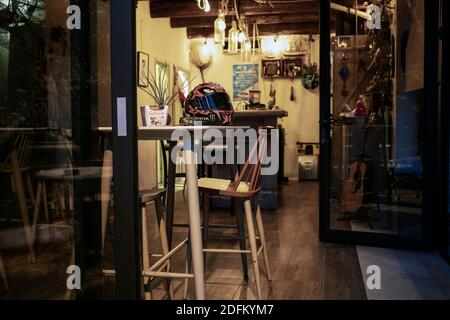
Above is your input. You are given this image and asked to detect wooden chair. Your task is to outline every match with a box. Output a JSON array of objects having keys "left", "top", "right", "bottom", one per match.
[
  {"left": 0, "top": 133, "right": 36, "bottom": 262},
  {"left": 197, "top": 128, "right": 272, "bottom": 299}
]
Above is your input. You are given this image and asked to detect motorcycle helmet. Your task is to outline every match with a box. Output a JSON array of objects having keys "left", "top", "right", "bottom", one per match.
[{"left": 181, "top": 82, "right": 234, "bottom": 126}]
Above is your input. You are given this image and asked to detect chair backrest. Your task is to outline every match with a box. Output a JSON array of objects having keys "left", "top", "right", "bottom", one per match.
[
  {"left": 228, "top": 127, "right": 271, "bottom": 194},
  {"left": 2, "top": 133, "right": 34, "bottom": 169}
]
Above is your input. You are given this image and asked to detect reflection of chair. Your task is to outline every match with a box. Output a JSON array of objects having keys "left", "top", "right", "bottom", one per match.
[
  {"left": 0, "top": 250, "right": 8, "bottom": 291},
  {"left": 0, "top": 133, "right": 36, "bottom": 262},
  {"left": 196, "top": 129, "right": 272, "bottom": 299}
]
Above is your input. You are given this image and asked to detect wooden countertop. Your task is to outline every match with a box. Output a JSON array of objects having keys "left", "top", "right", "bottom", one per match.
[{"left": 234, "top": 110, "right": 288, "bottom": 118}]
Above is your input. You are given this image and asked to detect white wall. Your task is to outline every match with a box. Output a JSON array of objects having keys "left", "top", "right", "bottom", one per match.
[
  {"left": 189, "top": 36, "right": 320, "bottom": 179},
  {"left": 136, "top": 1, "right": 190, "bottom": 189}
]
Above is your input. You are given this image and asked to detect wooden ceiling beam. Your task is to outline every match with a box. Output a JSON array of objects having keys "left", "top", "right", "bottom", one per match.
[
  {"left": 150, "top": 0, "right": 319, "bottom": 18},
  {"left": 186, "top": 22, "right": 325, "bottom": 39},
  {"left": 170, "top": 13, "right": 327, "bottom": 29}
]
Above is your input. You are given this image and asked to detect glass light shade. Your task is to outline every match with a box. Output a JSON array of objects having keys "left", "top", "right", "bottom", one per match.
[
  {"left": 238, "top": 30, "right": 246, "bottom": 43},
  {"left": 228, "top": 21, "right": 239, "bottom": 53},
  {"left": 214, "top": 14, "right": 226, "bottom": 45}
]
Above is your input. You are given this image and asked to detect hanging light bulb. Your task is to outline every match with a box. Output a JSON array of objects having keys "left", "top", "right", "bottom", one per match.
[
  {"left": 214, "top": 9, "right": 226, "bottom": 45},
  {"left": 228, "top": 20, "right": 239, "bottom": 53},
  {"left": 238, "top": 30, "right": 246, "bottom": 43}
]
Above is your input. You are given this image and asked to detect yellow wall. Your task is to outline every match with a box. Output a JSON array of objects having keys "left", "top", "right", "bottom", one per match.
[
  {"left": 137, "top": 0, "right": 320, "bottom": 181},
  {"left": 189, "top": 37, "right": 321, "bottom": 179},
  {"left": 136, "top": 1, "right": 190, "bottom": 189}
]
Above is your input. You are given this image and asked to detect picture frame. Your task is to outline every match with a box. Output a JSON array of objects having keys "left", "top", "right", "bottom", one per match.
[
  {"left": 137, "top": 51, "right": 149, "bottom": 87},
  {"left": 282, "top": 58, "right": 303, "bottom": 78},
  {"left": 262, "top": 59, "right": 282, "bottom": 79}
]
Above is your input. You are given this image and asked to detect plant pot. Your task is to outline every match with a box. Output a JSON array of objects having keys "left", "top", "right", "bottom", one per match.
[{"left": 140, "top": 105, "right": 170, "bottom": 127}]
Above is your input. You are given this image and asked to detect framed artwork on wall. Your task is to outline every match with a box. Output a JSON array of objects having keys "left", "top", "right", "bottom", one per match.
[
  {"left": 282, "top": 58, "right": 303, "bottom": 78},
  {"left": 262, "top": 59, "right": 282, "bottom": 78},
  {"left": 137, "top": 51, "right": 149, "bottom": 87}
]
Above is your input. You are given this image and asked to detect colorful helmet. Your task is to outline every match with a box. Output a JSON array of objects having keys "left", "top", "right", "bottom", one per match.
[{"left": 182, "top": 82, "right": 234, "bottom": 126}]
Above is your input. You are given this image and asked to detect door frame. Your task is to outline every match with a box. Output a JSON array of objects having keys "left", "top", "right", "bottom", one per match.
[
  {"left": 110, "top": 0, "right": 142, "bottom": 299},
  {"left": 438, "top": 0, "right": 450, "bottom": 260},
  {"left": 319, "top": 0, "right": 441, "bottom": 250}
]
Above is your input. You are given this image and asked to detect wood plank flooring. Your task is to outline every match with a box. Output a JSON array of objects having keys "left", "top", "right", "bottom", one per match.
[{"left": 0, "top": 181, "right": 367, "bottom": 300}]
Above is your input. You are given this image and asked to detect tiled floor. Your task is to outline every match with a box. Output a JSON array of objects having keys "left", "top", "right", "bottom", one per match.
[{"left": 357, "top": 246, "right": 450, "bottom": 300}]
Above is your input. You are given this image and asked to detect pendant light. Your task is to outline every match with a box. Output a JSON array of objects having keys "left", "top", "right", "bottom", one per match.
[
  {"left": 228, "top": 20, "right": 239, "bottom": 53},
  {"left": 214, "top": 0, "right": 228, "bottom": 46}
]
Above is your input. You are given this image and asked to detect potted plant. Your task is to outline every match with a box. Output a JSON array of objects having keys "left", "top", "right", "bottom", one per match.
[{"left": 139, "top": 62, "right": 193, "bottom": 126}]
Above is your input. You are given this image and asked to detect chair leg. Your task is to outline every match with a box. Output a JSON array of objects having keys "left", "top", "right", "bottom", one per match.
[
  {"left": 26, "top": 173, "right": 35, "bottom": 207},
  {"left": 141, "top": 205, "right": 151, "bottom": 300},
  {"left": 53, "top": 183, "right": 67, "bottom": 223},
  {"left": 202, "top": 193, "right": 210, "bottom": 263},
  {"left": 42, "top": 180, "right": 50, "bottom": 224},
  {"left": 255, "top": 203, "right": 271, "bottom": 281},
  {"left": 243, "top": 199, "right": 262, "bottom": 299},
  {"left": 183, "top": 237, "right": 192, "bottom": 300},
  {"left": 234, "top": 198, "right": 249, "bottom": 282},
  {"left": 0, "top": 251, "right": 9, "bottom": 291},
  {"left": 155, "top": 198, "right": 174, "bottom": 300},
  {"left": 11, "top": 150, "right": 35, "bottom": 263},
  {"left": 32, "top": 182, "right": 43, "bottom": 247}
]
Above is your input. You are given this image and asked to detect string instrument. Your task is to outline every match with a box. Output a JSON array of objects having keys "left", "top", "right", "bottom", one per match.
[
  {"left": 341, "top": 114, "right": 376, "bottom": 214},
  {"left": 302, "top": 34, "right": 319, "bottom": 90}
]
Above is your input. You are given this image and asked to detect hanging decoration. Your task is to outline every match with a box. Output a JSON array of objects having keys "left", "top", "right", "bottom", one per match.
[
  {"left": 196, "top": 0, "right": 211, "bottom": 12},
  {"left": 228, "top": 20, "right": 239, "bottom": 53},
  {"left": 214, "top": 0, "right": 228, "bottom": 46},
  {"left": 301, "top": 34, "right": 319, "bottom": 90},
  {"left": 339, "top": 54, "right": 350, "bottom": 97}
]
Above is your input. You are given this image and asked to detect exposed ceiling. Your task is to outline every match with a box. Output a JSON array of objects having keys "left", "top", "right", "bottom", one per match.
[{"left": 148, "top": 0, "right": 351, "bottom": 38}]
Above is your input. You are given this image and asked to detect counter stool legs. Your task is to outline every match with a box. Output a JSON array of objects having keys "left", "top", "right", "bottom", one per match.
[
  {"left": 154, "top": 197, "right": 174, "bottom": 299},
  {"left": 243, "top": 199, "right": 262, "bottom": 299},
  {"left": 234, "top": 198, "right": 249, "bottom": 281},
  {"left": 255, "top": 203, "right": 271, "bottom": 281},
  {"left": 141, "top": 197, "right": 174, "bottom": 300}
]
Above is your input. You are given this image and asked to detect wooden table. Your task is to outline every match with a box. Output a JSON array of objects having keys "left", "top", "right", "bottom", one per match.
[{"left": 98, "top": 126, "right": 248, "bottom": 300}]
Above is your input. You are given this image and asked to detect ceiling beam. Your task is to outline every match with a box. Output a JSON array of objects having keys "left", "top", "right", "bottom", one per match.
[
  {"left": 170, "top": 13, "right": 327, "bottom": 29},
  {"left": 186, "top": 22, "right": 324, "bottom": 39},
  {"left": 150, "top": 0, "right": 319, "bottom": 18}
]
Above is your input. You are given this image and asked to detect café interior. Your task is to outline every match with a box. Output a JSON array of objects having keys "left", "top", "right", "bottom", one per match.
[{"left": 0, "top": 0, "right": 449, "bottom": 300}]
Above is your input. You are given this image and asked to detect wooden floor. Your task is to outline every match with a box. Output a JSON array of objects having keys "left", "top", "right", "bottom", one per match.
[
  {"left": 150, "top": 181, "right": 367, "bottom": 300},
  {"left": 0, "top": 181, "right": 367, "bottom": 300}
]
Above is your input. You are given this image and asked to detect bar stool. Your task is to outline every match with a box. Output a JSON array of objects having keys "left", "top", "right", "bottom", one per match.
[
  {"left": 197, "top": 129, "right": 272, "bottom": 299},
  {"left": 101, "top": 148, "right": 194, "bottom": 300}
]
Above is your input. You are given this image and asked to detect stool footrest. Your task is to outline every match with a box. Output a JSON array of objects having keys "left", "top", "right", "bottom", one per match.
[
  {"left": 143, "top": 271, "right": 194, "bottom": 279},
  {"left": 203, "top": 248, "right": 251, "bottom": 254}
]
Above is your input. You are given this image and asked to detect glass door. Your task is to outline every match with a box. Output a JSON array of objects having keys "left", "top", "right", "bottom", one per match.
[{"left": 319, "top": 0, "right": 439, "bottom": 248}]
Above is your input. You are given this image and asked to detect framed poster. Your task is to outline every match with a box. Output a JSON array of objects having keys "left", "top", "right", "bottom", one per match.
[
  {"left": 232, "top": 64, "right": 259, "bottom": 101},
  {"left": 137, "top": 51, "right": 149, "bottom": 87}
]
